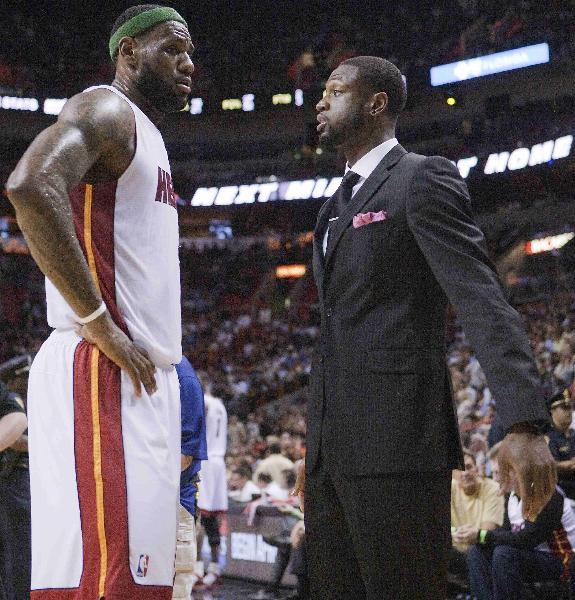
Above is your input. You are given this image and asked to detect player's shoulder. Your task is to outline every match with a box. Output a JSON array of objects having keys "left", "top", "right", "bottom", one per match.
[{"left": 58, "top": 87, "right": 134, "bottom": 143}]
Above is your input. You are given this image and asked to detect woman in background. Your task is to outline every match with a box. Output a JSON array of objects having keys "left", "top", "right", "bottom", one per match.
[{"left": 467, "top": 433, "right": 575, "bottom": 600}]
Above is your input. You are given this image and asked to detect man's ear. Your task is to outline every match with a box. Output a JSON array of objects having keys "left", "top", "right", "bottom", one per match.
[
  {"left": 370, "top": 91, "right": 389, "bottom": 116},
  {"left": 118, "top": 37, "right": 137, "bottom": 67}
]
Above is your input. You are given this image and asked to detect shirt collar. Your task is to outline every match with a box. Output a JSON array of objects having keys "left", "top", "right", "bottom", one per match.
[{"left": 345, "top": 137, "right": 398, "bottom": 180}]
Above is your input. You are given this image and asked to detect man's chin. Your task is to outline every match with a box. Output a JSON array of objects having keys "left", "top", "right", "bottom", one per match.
[{"left": 318, "top": 132, "right": 339, "bottom": 150}]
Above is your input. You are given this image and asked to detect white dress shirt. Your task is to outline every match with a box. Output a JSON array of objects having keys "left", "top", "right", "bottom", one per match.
[{"left": 323, "top": 137, "right": 398, "bottom": 254}]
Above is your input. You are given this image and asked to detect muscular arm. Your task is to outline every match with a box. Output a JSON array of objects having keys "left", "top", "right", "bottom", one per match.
[
  {"left": 6, "top": 89, "right": 134, "bottom": 318},
  {"left": 7, "top": 89, "right": 156, "bottom": 396}
]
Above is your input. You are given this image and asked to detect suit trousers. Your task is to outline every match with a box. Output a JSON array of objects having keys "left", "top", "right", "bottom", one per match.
[{"left": 304, "top": 458, "right": 451, "bottom": 600}]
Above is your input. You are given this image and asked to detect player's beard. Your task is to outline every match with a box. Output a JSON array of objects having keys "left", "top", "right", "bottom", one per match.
[{"left": 135, "top": 63, "right": 186, "bottom": 113}]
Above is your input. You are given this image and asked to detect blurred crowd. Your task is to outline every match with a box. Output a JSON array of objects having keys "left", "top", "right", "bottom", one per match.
[
  {"left": 2, "top": 223, "right": 575, "bottom": 597},
  {"left": 0, "top": 1, "right": 573, "bottom": 101}
]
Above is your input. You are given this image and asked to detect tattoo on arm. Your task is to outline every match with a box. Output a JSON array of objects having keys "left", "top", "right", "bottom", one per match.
[{"left": 6, "top": 89, "right": 135, "bottom": 318}]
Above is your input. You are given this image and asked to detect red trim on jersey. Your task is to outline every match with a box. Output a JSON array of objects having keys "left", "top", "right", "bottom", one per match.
[
  {"left": 69, "top": 182, "right": 128, "bottom": 334},
  {"left": 32, "top": 342, "right": 172, "bottom": 600}
]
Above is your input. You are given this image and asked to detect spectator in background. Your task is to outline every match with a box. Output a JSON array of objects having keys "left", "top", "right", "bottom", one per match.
[
  {"left": 256, "top": 472, "right": 289, "bottom": 501},
  {"left": 195, "top": 373, "right": 228, "bottom": 591},
  {"left": 554, "top": 348, "right": 574, "bottom": 388},
  {"left": 450, "top": 451, "right": 504, "bottom": 587},
  {"left": 462, "top": 346, "right": 487, "bottom": 390},
  {"left": 467, "top": 434, "right": 575, "bottom": 600},
  {"left": 228, "top": 464, "right": 261, "bottom": 502},
  {"left": 254, "top": 438, "right": 294, "bottom": 488},
  {"left": 228, "top": 414, "right": 247, "bottom": 450},
  {"left": 287, "top": 49, "right": 318, "bottom": 91},
  {"left": 246, "top": 412, "right": 261, "bottom": 443},
  {"left": 0, "top": 365, "right": 30, "bottom": 600},
  {"left": 546, "top": 388, "right": 575, "bottom": 500}
]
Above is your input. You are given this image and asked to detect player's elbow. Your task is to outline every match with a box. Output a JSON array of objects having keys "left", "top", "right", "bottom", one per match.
[
  {"left": 6, "top": 170, "right": 52, "bottom": 222},
  {"left": 6, "top": 170, "right": 35, "bottom": 208}
]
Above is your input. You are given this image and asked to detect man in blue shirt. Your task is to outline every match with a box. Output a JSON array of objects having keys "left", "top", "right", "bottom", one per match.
[{"left": 173, "top": 357, "right": 208, "bottom": 600}]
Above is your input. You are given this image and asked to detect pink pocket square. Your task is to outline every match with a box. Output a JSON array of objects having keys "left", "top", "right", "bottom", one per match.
[{"left": 352, "top": 210, "right": 388, "bottom": 228}]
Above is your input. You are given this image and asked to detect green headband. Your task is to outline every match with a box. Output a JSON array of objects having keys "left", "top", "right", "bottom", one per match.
[{"left": 109, "top": 7, "right": 188, "bottom": 59}]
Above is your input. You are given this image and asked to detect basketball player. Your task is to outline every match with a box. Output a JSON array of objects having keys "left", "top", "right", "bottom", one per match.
[
  {"left": 194, "top": 373, "right": 228, "bottom": 590},
  {"left": 6, "top": 5, "right": 194, "bottom": 599}
]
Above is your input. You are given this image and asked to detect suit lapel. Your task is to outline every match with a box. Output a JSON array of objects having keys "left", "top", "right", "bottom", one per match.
[{"left": 324, "top": 144, "right": 407, "bottom": 268}]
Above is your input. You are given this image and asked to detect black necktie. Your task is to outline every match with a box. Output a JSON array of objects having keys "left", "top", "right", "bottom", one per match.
[{"left": 334, "top": 170, "right": 361, "bottom": 217}]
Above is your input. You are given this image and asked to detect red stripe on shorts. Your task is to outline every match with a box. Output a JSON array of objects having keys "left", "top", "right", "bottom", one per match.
[{"left": 32, "top": 342, "right": 172, "bottom": 600}]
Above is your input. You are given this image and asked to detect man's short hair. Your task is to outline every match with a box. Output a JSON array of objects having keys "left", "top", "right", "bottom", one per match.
[
  {"left": 341, "top": 56, "right": 407, "bottom": 117},
  {"left": 268, "top": 442, "right": 282, "bottom": 454},
  {"left": 233, "top": 464, "right": 252, "bottom": 480}
]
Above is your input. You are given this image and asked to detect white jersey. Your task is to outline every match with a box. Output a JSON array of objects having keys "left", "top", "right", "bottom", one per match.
[
  {"left": 46, "top": 85, "right": 182, "bottom": 368},
  {"left": 204, "top": 393, "right": 227, "bottom": 458}
]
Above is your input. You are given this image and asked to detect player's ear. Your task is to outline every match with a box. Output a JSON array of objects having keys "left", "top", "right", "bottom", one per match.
[{"left": 118, "top": 37, "right": 138, "bottom": 67}]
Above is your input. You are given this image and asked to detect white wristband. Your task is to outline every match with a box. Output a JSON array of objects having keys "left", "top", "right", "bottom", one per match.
[{"left": 77, "top": 301, "right": 107, "bottom": 325}]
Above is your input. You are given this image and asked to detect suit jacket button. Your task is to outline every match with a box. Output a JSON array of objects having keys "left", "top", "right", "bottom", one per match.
[{"left": 326, "top": 307, "right": 333, "bottom": 317}]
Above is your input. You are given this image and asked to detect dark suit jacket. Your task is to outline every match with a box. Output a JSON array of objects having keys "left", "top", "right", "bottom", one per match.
[{"left": 307, "top": 144, "right": 549, "bottom": 477}]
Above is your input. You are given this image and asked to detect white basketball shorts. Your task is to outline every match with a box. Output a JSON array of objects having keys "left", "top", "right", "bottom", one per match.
[
  {"left": 198, "top": 456, "right": 228, "bottom": 513},
  {"left": 28, "top": 330, "right": 181, "bottom": 600}
]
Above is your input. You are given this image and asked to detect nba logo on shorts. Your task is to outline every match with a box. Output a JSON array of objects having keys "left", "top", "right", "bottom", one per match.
[{"left": 137, "top": 554, "right": 150, "bottom": 578}]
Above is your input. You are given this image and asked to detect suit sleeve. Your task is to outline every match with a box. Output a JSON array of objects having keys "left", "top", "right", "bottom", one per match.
[{"left": 405, "top": 156, "right": 549, "bottom": 431}]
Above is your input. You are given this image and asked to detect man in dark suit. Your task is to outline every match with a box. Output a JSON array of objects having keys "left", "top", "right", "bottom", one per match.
[{"left": 294, "top": 56, "right": 549, "bottom": 599}]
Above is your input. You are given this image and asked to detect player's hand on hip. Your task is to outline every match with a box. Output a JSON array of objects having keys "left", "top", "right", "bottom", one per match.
[
  {"left": 79, "top": 311, "right": 157, "bottom": 396},
  {"left": 291, "top": 460, "right": 305, "bottom": 512}
]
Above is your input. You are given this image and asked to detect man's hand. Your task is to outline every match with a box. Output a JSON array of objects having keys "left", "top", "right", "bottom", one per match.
[
  {"left": 452, "top": 524, "right": 478, "bottom": 545},
  {"left": 80, "top": 311, "right": 157, "bottom": 396},
  {"left": 181, "top": 454, "right": 193, "bottom": 472},
  {"left": 291, "top": 460, "right": 305, "bottom": 511}
]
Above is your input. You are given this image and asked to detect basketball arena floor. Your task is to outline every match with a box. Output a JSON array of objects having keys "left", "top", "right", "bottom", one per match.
[
  {"left": 193, "top": 578, "right": 290, "bottom": 599},
  {"left": 193, "top": 579, "right": 461, "bottom": 599}
]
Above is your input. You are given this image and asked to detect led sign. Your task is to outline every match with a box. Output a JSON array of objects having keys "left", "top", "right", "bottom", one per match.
[
  {"left": 276, "top": 264, "right": 307, "bottom": 278},
  {"left": 43, "top": 98, "right": 67, "bottom": 115},
  {"left": 0, "top": 96, "right": 39, "bottom": 112},
  {"left": 454, "top": 135, "right": 572, "bottom": 178},
  {"left": 525, "top": 233, "right": 575, "bottom": 255},
  {"left": 273, "top": 93, "right": 292, "bottom": 105},
  {"left": 430, "top": 43, "right": 550, "bottom": 86},
  {"left": 189, "top": 98, "right": 203, "bottom": 115}
]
